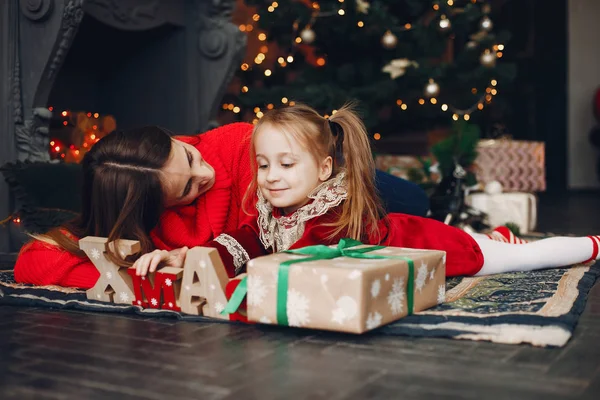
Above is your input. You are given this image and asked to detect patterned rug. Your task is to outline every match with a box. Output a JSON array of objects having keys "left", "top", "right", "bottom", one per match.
[{"left": 1, "top": 263, "right": 598, "bottom": 347}]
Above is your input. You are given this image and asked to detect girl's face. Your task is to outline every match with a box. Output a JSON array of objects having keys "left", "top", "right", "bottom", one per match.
[
  {"left": 254, "top": 124, "right": 332, "bottom": 215},
  {"left": 161, "top": 140, "right": 215, "bottom": 207}
]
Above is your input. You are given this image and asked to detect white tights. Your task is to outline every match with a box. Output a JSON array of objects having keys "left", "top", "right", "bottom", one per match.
[{"left": 470, "top": 233, "right": 599, "bottom": 276}]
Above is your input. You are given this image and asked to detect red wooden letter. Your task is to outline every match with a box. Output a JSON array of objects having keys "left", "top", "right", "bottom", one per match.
[{"left": 127, "top": 267, "right": 183, "bottom": 311}]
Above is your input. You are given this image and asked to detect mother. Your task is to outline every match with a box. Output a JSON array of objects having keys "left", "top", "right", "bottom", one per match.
[{"left": 14, "top": 122, "right": 429, "bottom": 288}]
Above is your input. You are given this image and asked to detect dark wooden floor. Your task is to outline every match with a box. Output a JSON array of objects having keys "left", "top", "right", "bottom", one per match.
[{"left": 1, "top": 191, "right": 599, "bottom": 400}]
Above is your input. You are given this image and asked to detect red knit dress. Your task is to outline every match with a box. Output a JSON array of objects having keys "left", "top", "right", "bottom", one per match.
[{"left": 13, "top": 122, "right": 255, "bottom": 289}]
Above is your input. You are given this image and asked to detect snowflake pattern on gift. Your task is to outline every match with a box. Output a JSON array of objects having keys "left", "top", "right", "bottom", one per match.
[
  {"left": 415, "top": 262, "right": 428, "bottom": 292},
  {"left": 331, "top": 308, "right": 346, "bottom": 325},
  {"left": 119, "top": 292, "right": 129, "bottom": 302},
  {"left": 348, "top": 270, "right": 361, "bottom": 280},
  {"left": 387, "top": 277, "right": 405, "bottom": 315},
  {"left": 214, "top": 302, "right": 225, "bottom": 313},
  {"left": 371, "top": 279, "right": 381, "bottom": 298},
  {"left": 366, "top": 311, "right": 383, "bottom": 330},
  {"left": 105, "top": 271, "right": 112, "bottom": 280},
  {"left": 259, "top": 316, "right": 272, "bottom": 324},
  {"left": 331, "top": 296, "right": 358, "bottom": 325},
  {"left": 165, "top": 278, "right": 172, "bottom": 287},
  {"left": 150, "top": 298, "right": 158, "bottom": 307},
  {"left": 429, "top": 268, "right": 436, "bottom": 281},
  {"left": 90, "top": 248, "right": 101, "bottom": 260},
  {"left": 247, "top": 275, "right": 267, "bottom": 306},
  {"left": 437, "top": 284, "right": 446, "bottom": 304},
  {"left": 287, "top": 289, "right": 310, "bottom": 327}
]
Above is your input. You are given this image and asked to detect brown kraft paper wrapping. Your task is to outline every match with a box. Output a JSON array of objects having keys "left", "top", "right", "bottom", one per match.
[{"left": 246, "top": 246, "right": 446, "bottom": 334}]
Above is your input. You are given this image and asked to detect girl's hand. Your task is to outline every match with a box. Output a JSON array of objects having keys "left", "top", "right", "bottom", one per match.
[{"left": 133, "top": 247, "right": 189, "bottom": 277}]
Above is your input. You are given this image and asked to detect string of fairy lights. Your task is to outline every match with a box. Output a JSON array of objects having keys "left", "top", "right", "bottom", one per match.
[
  {"left": 0, "top": 107, "right": 114, "bottom": 227},
  {"left": 46, "top": 107, "right": 115, "bottom": 163},
  {"left": 225, "top": 0, "right": 506, "bottom": 129}
]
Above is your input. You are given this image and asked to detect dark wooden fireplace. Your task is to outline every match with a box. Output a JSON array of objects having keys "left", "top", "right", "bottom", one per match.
[{"left": 0, "top": 0, "right": 246, "bottom": 255}]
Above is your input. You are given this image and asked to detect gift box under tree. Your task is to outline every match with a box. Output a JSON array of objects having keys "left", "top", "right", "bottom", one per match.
[
  {"left": 232, "top": 239, "right": 446, "bottom": 334},
  {"left": 474, "top": 139, "right": 546, "bottom": 192}
]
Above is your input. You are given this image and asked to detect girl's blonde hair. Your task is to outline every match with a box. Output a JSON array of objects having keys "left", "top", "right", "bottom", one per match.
[{"left": 243, "top": 102, "right": 384, "bottom": 241}]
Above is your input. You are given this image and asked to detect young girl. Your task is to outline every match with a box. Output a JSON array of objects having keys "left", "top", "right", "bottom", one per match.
[{"left": 133, "top": 103, "right": 600, "bottom": 279}]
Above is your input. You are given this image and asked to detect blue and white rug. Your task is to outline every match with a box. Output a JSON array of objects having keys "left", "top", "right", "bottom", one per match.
[{"left": 1, "top": 262, "right": 598, "bottom": 347}]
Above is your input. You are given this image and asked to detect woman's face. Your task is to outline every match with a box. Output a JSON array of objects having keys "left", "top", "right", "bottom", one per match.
[{"left": 161, "top": 140, "right": 215, "bottom": 207}]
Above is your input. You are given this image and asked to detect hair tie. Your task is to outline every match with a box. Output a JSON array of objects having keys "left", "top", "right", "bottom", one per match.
[
  {"left": 328, "top": 119, "right": 345, "bottom": 166},
  {"left": 328, "top": 119, "right": 343, "bottom": 137}
]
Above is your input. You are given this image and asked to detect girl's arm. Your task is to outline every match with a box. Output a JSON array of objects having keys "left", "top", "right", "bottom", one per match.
[{"left": 134, "top": 221, "right": 266, "bottom": 278}]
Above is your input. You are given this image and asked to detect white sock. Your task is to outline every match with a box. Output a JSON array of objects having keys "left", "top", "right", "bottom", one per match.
[{"left": 474, "top": 235, "right": 600, "bottom": 276}]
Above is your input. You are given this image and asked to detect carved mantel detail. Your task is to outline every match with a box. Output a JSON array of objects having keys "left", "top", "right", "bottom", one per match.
[
  {"left": 84, "top": 0, "right": 184, "bottom": 31},
  {"left": 20, "top": 0, "right": 54, "bottom": 22}
]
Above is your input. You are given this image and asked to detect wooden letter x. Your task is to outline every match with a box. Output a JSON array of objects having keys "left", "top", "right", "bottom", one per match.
[
  {"left": 179, "top": 247, "right": 229, "bottom": 320},
  {"left": 79, "top": 236, "right": 139, "bottom": 304}
]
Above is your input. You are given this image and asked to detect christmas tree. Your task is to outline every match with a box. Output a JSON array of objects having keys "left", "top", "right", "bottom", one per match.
[{"left": 227, "top": 0, "right": 516, "bottom": 136}]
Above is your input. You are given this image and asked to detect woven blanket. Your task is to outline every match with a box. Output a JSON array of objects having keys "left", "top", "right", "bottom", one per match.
[{"left": 1, "top": 263, "right": 598, "bottom": 347}]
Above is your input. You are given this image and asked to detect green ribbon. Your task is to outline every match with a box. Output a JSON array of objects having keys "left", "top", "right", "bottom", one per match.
[
  {"left": 222, "top": 238, "right": 415, "bottom": 324},
  {"left": 221, "top": 273, "right": 247, "bottom": 315}
]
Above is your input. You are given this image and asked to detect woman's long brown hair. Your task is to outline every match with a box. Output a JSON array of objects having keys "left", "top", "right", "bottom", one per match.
[{"left": 39, "top": 126, "right": 173, "bottom": 267}]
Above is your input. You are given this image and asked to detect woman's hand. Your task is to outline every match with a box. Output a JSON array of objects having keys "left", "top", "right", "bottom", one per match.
[{"left": 133, "top": 247, "right": 189, "bottom": 277}]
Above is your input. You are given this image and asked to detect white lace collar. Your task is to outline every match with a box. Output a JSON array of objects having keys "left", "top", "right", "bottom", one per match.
[{"left": 256, "top": 171, "right": 347, "bottom": 252}]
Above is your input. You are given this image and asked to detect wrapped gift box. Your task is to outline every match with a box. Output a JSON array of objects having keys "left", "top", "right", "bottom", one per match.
[
  {"left": 375, "top": 155, "right": 424, "bottom": 180},
  {"left": 474, "top": 140, "right": 546, "bottom": 192},
  {"left": 466, "top": 192, "right": 538, "bottom": 233},
  {"left": 245, "top": 242, "right": 446, "bottom": 334}
]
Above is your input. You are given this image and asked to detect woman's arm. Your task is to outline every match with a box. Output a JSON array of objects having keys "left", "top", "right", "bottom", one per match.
[{"left": 14, "top": 240, "right": 100, "bottom": 289}]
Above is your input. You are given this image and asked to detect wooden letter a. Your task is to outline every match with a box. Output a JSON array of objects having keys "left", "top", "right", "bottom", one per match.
[{"left": 180, "top": 247, "right": 229, "bottom": 320}]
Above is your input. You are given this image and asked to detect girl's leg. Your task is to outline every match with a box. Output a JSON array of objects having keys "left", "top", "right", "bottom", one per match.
[
  {"left": 474, "top": 235, "right": 600, "bottom": 276},
  {"left": 469, "top": 226, "right": 529, "bottom": 244},
  {"left": 375, "top": 170, "right": 430, "bottom": 217}
]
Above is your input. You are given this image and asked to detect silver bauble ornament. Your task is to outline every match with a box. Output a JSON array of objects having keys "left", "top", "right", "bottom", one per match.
[
  {"left": 439, "top": 15, "right": 451, "bottom": 31},
  {"left": 480, "top": 16, "right": 493, "bottom": 31},
  {"left": 424, "top": 79, "right": 440, "bottom": 97},
  {"left": 480, "top": 50, "right": 496, "bottom": 67},
  {"left": 300, "top": 27, "right": 316, "bottom": 44},
  {"left": 381, "top": 30, "right": 398, "bottom": 49}
]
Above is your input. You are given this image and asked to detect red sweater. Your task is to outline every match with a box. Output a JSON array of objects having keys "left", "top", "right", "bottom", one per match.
[
  {"left": 150, "top": 122, "right": 255, "bottom": 250},
  {"left": 14, "top": 122, "right": 255, "bottom": 289}
]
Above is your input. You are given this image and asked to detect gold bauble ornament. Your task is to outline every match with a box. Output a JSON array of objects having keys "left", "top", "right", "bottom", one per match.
[
  {"left": 424, "top": 79, "right": 440, "bottom": 97},
  {"left": 480, "top": 49, "right": 496, "bottom": 67},
  {"left": 300, "top": 27, "right": 316, "bottom": 44},
  {"left": 480, "top": 16, "right": 493, "bottom": 31},
  {"left": 381, "top": 30, "right": 398, "bottom": 49},
  {"left": 439, "top": 15, "right": 451, "bottom": 31}
]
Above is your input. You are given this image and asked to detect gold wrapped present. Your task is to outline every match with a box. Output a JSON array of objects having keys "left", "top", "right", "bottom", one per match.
[{"left": 238, "top": 239, "right": 446, "bottom": 334}]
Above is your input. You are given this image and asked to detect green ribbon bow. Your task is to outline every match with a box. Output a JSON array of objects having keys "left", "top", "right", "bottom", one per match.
[{"left": 222, "top": 238, "right": 415, "bottom": 324}]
